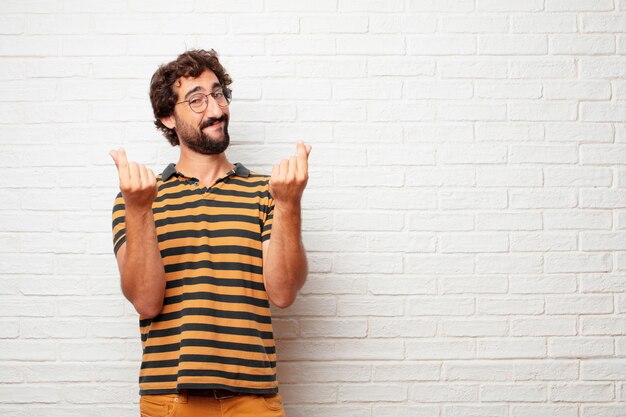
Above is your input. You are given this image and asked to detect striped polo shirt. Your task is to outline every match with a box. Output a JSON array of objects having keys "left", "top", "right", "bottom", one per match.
[{"left": 111, "top": 162, "right": 277, "bottom": 396}]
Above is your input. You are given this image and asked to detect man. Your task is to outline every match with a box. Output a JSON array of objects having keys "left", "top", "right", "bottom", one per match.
[{"left": 110, "top": 49, "right": 310, "bottom": 417}]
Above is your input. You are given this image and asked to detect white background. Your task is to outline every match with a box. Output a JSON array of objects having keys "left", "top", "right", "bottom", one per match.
[{"left": 1, "top": 1, "right": 626, "bottom": 416}]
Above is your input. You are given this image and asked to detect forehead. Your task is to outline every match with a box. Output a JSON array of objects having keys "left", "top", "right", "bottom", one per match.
[{"left": 174, "top": 69, "right": 220, "bottom": 98}]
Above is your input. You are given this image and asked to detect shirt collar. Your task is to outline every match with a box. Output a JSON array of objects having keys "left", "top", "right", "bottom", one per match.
[{"left": 161, "top": 162, "right": 250, "bottom": 182}]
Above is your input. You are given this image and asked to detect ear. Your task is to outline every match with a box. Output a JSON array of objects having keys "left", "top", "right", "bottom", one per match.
[{"left": 160, "top": 114, "right": 176, "bottom": 130}]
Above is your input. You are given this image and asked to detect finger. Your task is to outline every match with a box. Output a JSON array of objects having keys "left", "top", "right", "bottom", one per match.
[
  {"left": 279, "top": 159, "right": 289, "bottom": 180},
  {"left": 139, "top": 164, "right": 150, "bottom": 188},
  {"left": 117, "top": 148, "right": 130, "bottom": 183},
  {"left": 128, "top": 162, "right": 141, "bottom": 188},
  {"left": 109, "top": 150, "right": 119, "bottom": 167},
  {"left": 146, "top": 168, "right": 157, "bottom": 186},
  {"left": 271, "top": 164, "right": 279, "bottom": 179},
  {"left": 287, "top": 156, "right": 297, "bottom": 179},
  {"left": 296, "top": 141, "right": 309, "bottom": 176},
  {"left": 305, "top": 144, "right": 312, "bottom": 156}
]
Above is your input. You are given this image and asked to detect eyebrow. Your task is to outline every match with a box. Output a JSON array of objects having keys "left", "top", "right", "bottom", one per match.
[{"left": 183, "top": 82, "right": 222, "bottom": 100}]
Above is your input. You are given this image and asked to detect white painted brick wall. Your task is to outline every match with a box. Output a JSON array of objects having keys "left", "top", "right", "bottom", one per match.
[{"left": 1, "top": 1, "right": 626, "bottom": 415}]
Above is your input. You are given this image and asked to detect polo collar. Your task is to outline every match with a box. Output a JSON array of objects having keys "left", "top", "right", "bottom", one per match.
[{"left": 161, "top": 162, "right": 250, "bottom": 182}]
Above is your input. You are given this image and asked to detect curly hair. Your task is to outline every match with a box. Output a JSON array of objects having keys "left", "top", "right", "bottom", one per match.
[{"left": 149, "top": 49, "right": 233, "bottom": 146}]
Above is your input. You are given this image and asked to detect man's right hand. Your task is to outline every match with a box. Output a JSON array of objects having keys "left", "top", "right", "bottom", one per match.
[{"left": 110, "top": 148, "right": 157, "bottom": 210}]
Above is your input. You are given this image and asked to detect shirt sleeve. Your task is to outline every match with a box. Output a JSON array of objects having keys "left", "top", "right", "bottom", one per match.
[
  {"left": 261, "top": 179, "right": 274, "bottom": 242},
  {"left": 111, "top": 191, "right": 127, "bottom": 256}
]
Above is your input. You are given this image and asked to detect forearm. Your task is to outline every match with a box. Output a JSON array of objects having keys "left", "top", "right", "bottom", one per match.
[
  {"left": 120, "top": 207, "right": 166, "bottom": 318},
  {"left": 263, "top": 203, "right": 308, "bottom": 308}
]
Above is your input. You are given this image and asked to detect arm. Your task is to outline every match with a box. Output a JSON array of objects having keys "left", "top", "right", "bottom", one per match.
[
  {"left": 111, "top": 148, "right": 166, "bottom": 318},
  {"left": 262, "top": 142, "right": 312, "bottom": 308}
]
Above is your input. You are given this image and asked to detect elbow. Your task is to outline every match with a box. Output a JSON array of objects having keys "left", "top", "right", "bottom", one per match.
[
  {"left": 270, "top": 293, "right": 297, "bottom": 309},
  {"left": 133, "top": 300, "right": 163, "bottom": 319},
  {"left": 123, "top": 287, "right": 163, "bottom": 319}
]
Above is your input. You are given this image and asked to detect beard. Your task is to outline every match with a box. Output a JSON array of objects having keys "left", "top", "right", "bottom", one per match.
[{"left": 175, "top": 114, "right": 230, "bottom": 155}]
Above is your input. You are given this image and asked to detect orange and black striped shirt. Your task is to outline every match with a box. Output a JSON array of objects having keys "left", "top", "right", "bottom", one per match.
[{"left": 111, "top": 162, "right": 277, "bottom": 396}]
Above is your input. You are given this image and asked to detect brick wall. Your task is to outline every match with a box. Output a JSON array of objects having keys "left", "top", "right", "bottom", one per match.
[{"left": 1, "top": 1, "right": 626, "bottom": 416}]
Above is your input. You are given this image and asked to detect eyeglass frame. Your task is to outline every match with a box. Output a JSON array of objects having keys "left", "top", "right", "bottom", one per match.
[{"left": 175, "top": 87, "right": 232, "bottom": 113}]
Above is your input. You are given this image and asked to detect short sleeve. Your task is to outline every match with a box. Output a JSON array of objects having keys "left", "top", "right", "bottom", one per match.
[
  {"left": 261, "top": 180, "right": 274, "bottom": 242},
  {"left": 112, "top": 191, "right": 126, "bottom": 256}
]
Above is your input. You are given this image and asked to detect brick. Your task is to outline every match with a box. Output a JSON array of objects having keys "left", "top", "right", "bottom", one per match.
[
  {"left": 480, "top": 384, "right": 546, "bottom": 402},
  {"left": 545, "top": 122, "right": 614, "bottom": 143},
  {"left": 549, "top": 382, "right": 614, "bottom": 402},
  {"left": 231, "top": 15, "right": 298, "bottom": 34},
  {"left": 440, "top": 103, "right": 507, "bottom": 121},
  {"left": 338, "top": 0, "right": 404, "bottom": 12},
  {"left": 411, "top": 384, "right": 479, "bottom": 402},
  {"left": 546, "top": 253, "right": 611, "bottom": 273},
  {"left": 370, "top": 15, "right": 437, "bottom": 33},
  {"left": 546, "top": 81, "right": 611, "bottom": 100},
  {"left": 408, "top": 0, "right": 474, "bottom": 12},
  {"left": 334, "top": 169, "right": 405, "bottom": 187},
  {"left": 367, "top": 277, "right": 437, "bottom": 296},
  {"left": 441, "top": 191, "right": 507, "bottom": 210},
  {"left": 441, "top": 275, "right": 508, "bottom": 295},
  {"left": 407, "top": 254, "right": 475, "bottom": 274},
  {"left": 512, "top": 14, "right": 578, "bottom": 33},
  {"left": 510, "top": 189, "right": 578, "bottom": 209},
  {"left": 581, "top": 360, "right": 626, "bottom": 380},
  {"left": 510, "top": 274, "right": 577, "bottom": 294},
  {"left": 21, "top": 319, "right": 87, "bottom": 339},
  {"left": 334, "top": 253, "right": 402, "bottom": 274},
  {"left": 266, "top": 0, "right": 337, "bottom": 12},
  {"left": 445, "top": 405, "right": 510, "bottom": 417},
  {"left": 511, "top": 317, "right": 577, "bottom": 336},
  {"left": 367, "top": 233, "right": 436, "bottom": 253},
  {"left": 407, "top": 339, "right": 475, "bottom": 359},
  {"left": 545, "top": 167, "right": 612, "bottom": 187},
  {"left": 373, "top": 362, "right": 440, "bottom": 381},
  {"left": 511, "top": 405, "right": 577, "bottom": 417},
  {"left": 479, "top": 35, "right": 547, "bottom": 55},
  {"left": 339, "top": 383, "right": 407, "bottom": 402},
  {"left": 373, "top": 405, "right": 439, "bottom": 417},
  {"left": 368, "top": 57, "right": 435, "bottom": 76},
  {"left": 476, "top": 254, "right": 542, "bottom": 274},
  {"left": 407, "top": 297, "right": 474, "bottom": 316},
  {"left": 583, "top": 15, "right": 626, "bottom": 32},
  {"left": 581, "top": 189, "right": 626, "bottom": 208},
  {"left": 300, "top": 319, "right": 367, "bottom": 338},
  {"left": 369, "top": 318, "right": 436, "bottom": 338},
  {"left": 581, "top": 58, "right": 626, "bottom": 78},
  {"left": 510, "top": 58, "right": 577, "bottom": 78},
  {"left": 476, "top": 167, "right": 542, "bottom": 187},
  {"left": 264, "top": 79, "right": 331, "bottom": 100},
  {"left": 58, "top": 341, "right": 126, "bottom": 361},
  {"left": 581, "top": 273, "right": 626, "bottom": 292},
  {"left": 582, "top": 317, "right": 626, "bottom": 336},
  {"left": 582, "top": 232, "right": 626, "bottom": 251},
  {"left": 195, "top": 0, "right": 263, "bottom": 12},
  {"left": 301, "top": 15, "right": 368, "bottom": 33},
  {"left": 476, "top": 81, "right": 542, "bottom": 99},
  {"left": 268, "top": 36, "right": 335, "bottom": 55},
  {"left": 544, "top": 210, "right": 612, "bottom": 230},
  {"left": 439, "top": 233, "right": 508, "bottom": 253},
  {"left": 546, "top": 0, "right": 614, "bottom": 11},
  {"left": 277, "top": 362, "right": 370, "bottom": 383},
  {"left": 550, "top": 35, "right": 615, "bottom": 55},
  {"left": 442, "top": 320, "right": 508, "bottom": 337},
  {"left": 477, "top": 338, "right": 546, "bottom": 358},
  {"left": 404, "top": 80, "right": 473, "bottom": 99},
  {"left": 440, "top": 58, "right": 508, "bottom": 78},
  {"left": 0, "top": 385, "right": 60, "bottom": 404},
  {"left": 478, "top": 0, "right": 543, "bottom": 11},
  {"left": 303, "top": 232, "right": 367, "bottom": 252},
  {"left": 0, "top": 341, "right": 56, "bottom": 360},
  {"left": 477, "top": 298, "right": 544, "bottom": 315},
  {"left": 510, "top": 233, "right": 577, "bottom": 252},
  {"left": 407, "top": 35, "right": 477, "bottom": 55},
  {"left": 368, "top": 102, "right": 436, "bottom": 122},
  {"left": 476, "top": 212, "right": 542, "bottom": 231},
  {"left": 442, "top": 16, "right": 509, "bottom": 33},
  {"left": 335, "top": 212, "right": 404, "bottom": 231},
  {"left": 410, "top": 212, "right": 474, "bottom": 231},
  {"left": 297, "top": 58, "right": 365, "bottom": 79}
]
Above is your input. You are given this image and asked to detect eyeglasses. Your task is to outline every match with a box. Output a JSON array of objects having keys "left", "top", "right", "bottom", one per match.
[{"left": 176, "top": 88, "right": 232, "bottom": 113}]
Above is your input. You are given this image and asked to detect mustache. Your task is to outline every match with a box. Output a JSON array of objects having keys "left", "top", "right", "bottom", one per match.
[{"left": 200, "top": 115, "right": 227, "bottom": 129}]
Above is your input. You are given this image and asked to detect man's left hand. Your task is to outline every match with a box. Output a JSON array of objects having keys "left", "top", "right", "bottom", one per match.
[{"left": 269, "top": 141, "right": 312, "bottom": 207}]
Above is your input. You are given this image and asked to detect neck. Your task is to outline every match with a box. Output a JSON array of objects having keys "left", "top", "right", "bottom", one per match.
[{"left": 175, "top": 144, "right": 233, "bottom": 186}]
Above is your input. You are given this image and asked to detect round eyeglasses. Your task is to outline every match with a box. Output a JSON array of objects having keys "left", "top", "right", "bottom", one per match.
[{"left": 176, "top": 88, "right": 232, "bottom": 113}]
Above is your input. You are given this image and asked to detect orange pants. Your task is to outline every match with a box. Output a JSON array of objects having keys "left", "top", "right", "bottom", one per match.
[{"left": 139, "top": 391, "right": 285, "bottom": 417}]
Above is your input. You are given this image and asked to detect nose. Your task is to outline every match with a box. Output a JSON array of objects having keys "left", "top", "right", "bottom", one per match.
[{"left": 203, "top": 94, "right": 223, "bottom": 118}]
